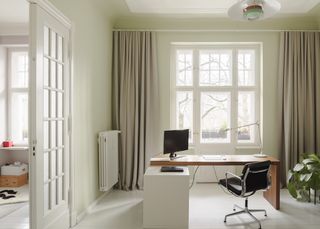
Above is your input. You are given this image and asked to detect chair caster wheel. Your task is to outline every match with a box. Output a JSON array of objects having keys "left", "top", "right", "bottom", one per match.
[
  {"left": 224, "top": 220, "right": 226, "bottom": 223},
  {"left": 233, "top": 209, "right": 236, "bottom": 211},
  {"left": 265, "top": 214, "right": 267, "bottom": 217}
]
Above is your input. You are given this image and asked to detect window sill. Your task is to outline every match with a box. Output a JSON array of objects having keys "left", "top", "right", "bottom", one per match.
[
  {"left": 0, "top": 146, "right": 29, "bottom": 151},
  {"left": 235, "top": 146, "right": 261, "bottom": 150}
]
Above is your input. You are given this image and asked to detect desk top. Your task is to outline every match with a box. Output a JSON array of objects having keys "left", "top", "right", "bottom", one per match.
[{"left": 150, "top": 154, "right": 280, "bottom": 166}]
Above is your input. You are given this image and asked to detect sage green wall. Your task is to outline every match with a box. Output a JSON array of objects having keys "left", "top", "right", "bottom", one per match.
[
  {"left": 114, "top": 16, "right": 319, "bottom": 159},
  {"left": 49, "top": 0, "right": 113, "bottom": 214},
  {"left": 114, "top": 16, "right": 319, "bottom": 31}
]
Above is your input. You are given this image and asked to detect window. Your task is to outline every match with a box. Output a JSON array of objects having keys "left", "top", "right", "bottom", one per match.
[
  {"left": 7, "top": 48, "right": 29, "bottom": 145},
  {"left": 171, "top": 44, "right": 260, "bottom": 148}
]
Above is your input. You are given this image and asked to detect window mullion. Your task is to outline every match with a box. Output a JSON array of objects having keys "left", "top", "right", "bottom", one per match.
[
  {"left": 193, "top": 49, "right": 200, "bottom": 147},
  {"left": 170, "top": 47, "right": 177, "bottom": 129},
  {"left": 231, "top": 48, "right": 238, "bottom": 148}
]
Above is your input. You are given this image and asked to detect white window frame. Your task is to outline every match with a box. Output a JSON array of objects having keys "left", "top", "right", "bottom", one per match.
[
  {"left": 170, "top": 43, "right": 262, "bottom": 151},
  {"left": 6, "top": 47, "right": 29, "bottom": 146}
]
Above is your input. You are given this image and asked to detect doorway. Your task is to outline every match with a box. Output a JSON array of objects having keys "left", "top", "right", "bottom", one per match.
[
  {"left": 1, "top": 0, "right": 73, "bottom": 228},
  {"left": 0, "top": 0, "right": 30, "bottom": 228},
  {"left": 29, "top": 0, "right": 73, "bottom": 228}
]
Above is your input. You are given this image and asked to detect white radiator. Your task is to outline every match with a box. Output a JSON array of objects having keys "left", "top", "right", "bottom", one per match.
[{"left": 98, "top": 130, "right": 120, "bottom": 191}]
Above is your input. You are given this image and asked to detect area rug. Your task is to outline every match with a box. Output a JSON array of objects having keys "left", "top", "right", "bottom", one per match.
[{"left": 0, "top": 185, "right": 29, "bottom": 205}]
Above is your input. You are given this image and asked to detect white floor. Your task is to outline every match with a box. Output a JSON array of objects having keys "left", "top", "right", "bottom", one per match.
[
  {"left": 75, "top": 183, "right": 320, "bottom": 229},
  {"left": 1, "top": 184, "right": 319, "bottom": 229},
  {"left": 0, "top": 202, "right": 29, "bottom": 229},
  {"left": 0, "top": 184, "right": 29, "bottom": 229}
]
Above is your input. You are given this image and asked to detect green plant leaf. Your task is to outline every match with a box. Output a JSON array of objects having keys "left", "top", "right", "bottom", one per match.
[
  {"left": 303, "top": 158, "right": 314, "bottom": 164},
  {"left": 300, "top": 174, "right": 307, "bottom": 181},
  {"left": 304, "top": 173, "right": 312, "bottom": 182},
  {"left": 287, "top": 183, "right": 298, "bottom": 199},
  {"left": 287, "top": 170, "right": 293, "bottom": 183},
  {"left": 293, "top": 163, "right": 304, "bottom": 172},
  {"left": 309, "top": 154, "right": 320, "bottom": 163},
  {"left": 307, "top": 164, "right": 313, "bottom": 171}
]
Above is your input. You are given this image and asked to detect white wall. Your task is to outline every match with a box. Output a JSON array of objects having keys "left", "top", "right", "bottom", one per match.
[
  {"left": 49, "top": 0, "right": 113, "bottom": 215},
  {"left": 0, "top": 46, "right": 6, "bottom": 143},
  {"left": 0, "top": 150, "right": 28, "bottom": 167},
  {"left": 0, "top": 45, "right": 8, "bottom": 167}
]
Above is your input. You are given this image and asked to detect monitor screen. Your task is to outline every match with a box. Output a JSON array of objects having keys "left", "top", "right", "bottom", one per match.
[{"left": 163, "top": 129, "right": 189, "bottom": 154}]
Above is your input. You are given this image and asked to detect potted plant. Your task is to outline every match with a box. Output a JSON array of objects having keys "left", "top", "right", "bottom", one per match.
[{"left": 287, "top": 154, "right": 320, "bottom": 204}]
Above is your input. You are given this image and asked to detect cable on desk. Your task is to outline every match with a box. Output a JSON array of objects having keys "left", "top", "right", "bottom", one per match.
[{"left": 189, "top": 166, "right": 200, "bottom": 190}]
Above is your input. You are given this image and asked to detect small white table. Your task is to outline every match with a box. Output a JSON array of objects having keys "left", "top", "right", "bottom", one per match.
[{"left": 143, "top": 166, "right": 189, "bottom": 229}]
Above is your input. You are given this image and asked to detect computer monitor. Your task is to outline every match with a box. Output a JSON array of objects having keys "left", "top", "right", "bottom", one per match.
[{"left": 163, "top": 129, "right": 189, "bottom": 159}]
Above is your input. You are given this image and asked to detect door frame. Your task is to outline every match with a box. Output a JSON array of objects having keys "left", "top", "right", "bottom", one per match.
[{"left": 28, "top": 0, "right": 76, "bottom": 227}]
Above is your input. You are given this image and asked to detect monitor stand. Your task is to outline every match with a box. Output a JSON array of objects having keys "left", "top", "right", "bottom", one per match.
[
  {"left": 169, "top": 153, "right": 185, "bottom": 160},
  {"left": 160, "top": 153, "right": 184, "bottom": 172},
  {"left": 169, "top": 153, "right": 177, "bottom": 160}
]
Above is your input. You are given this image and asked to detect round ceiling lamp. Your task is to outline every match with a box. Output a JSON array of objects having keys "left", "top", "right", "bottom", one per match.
[{"left": 228, "top": 0, "right": 281, "bottom": 21}]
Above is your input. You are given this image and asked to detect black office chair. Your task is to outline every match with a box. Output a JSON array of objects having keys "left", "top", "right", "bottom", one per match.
[{"left": 219, "top": 160, "right": 271, "bottom": 229}]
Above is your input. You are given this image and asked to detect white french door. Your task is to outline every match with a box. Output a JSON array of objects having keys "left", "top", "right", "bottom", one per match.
[{"left": 29, "top": 1, "right": 71, "bottom": 229}]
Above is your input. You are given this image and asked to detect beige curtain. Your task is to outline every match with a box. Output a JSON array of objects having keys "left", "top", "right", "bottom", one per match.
[
  {"left": 112, "top": 31, "right": 161, "bottom": 190},
  {"left": 278, "top": 32, "right": 320, "bottom": 185}
]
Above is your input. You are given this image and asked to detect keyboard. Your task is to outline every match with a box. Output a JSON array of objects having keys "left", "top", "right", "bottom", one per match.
[{"left": 202, "top": 155, "right": 226, "bottom": 160}]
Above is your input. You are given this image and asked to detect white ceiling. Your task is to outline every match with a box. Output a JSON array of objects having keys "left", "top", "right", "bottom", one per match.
[
  {"left": 0, "top": 0, "right": 29, "bottom": 24},
  {"left": 125, "top": 0, "right": 320, "bottom": 15}
]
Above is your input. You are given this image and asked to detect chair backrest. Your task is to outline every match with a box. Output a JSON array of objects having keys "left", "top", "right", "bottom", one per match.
[{"left": 241, "top": 160, "right": 271, "bottom": 193}]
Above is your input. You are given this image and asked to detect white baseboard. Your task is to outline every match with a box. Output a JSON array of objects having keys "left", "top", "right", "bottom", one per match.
[
  {"left": 70, "top": 210, "right": 78, "bottom": 227},
  {"left": 76, "top": 189, "right": 113, "bottom": 225}
]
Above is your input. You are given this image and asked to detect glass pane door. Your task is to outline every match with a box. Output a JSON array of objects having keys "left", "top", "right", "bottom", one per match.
[{"left": 43, "top": 26, "right": 66, "bottom": 214}]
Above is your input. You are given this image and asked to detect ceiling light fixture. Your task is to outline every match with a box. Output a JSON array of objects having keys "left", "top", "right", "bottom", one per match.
[{"left": 228, "top": 0, "right": 281, "bottom": 21}]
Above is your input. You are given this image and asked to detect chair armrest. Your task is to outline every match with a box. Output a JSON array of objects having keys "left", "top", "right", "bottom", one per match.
[
  {"left": 225, "top": 172, "right": 241, "bottom": 180},
  {"left": 224, "top": 172, "right": 242, "bottom": 195}
]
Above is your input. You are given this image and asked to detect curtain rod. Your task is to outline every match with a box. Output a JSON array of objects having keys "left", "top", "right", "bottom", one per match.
[{"left": 112, "top": 29, "right": 320, "bottom": 32}]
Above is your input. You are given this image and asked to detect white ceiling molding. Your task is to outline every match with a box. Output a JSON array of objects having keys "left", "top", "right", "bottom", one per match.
[
  {"left": 124, "top": 0, "right": 320, "bottom": 15},
  {"left": 0, "top": 35, "right": 29, "bottom": 45},
  {"left": 0, "top": 24, "right": 29, "bottom": 36}
]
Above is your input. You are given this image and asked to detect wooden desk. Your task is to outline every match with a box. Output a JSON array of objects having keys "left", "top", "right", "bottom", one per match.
[{"left": 150, "top": 154, "right": 280, "bottom": 210}]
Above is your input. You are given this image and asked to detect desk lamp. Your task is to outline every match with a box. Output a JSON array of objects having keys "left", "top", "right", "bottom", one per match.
[{"left": 225, "top": 121, "right": 267, "bottom": 158}]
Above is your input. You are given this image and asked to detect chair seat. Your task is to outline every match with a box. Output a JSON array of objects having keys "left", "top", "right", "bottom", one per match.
[{"left": 219, "top": 177, "right": 242, "bottom": 196}]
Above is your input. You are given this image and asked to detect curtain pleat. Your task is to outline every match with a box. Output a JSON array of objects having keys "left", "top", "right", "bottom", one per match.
[
  {"left": 112, "top": 31, "right": 160, "bottom": 190},
  {"left": 279, "top": 32, "right": 320, "bottom": 185}
]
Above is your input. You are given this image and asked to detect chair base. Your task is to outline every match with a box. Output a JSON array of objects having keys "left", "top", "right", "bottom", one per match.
[{"left": 224, "top": 198, "right": 267, "bottom": 229}]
